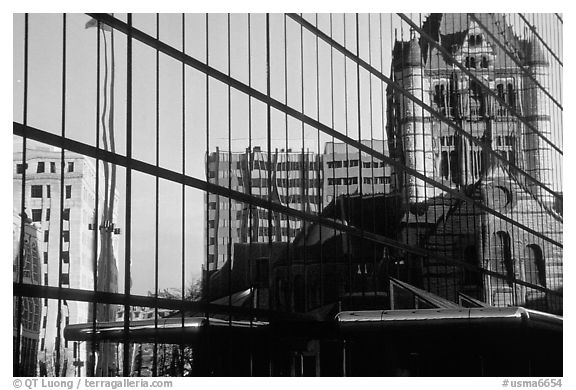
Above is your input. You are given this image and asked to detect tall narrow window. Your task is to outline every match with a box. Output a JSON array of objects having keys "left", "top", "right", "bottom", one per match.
[
  {"left": 507, "top": 83, "right": 516, "bottom": 108},
  {"left": 50, "top": 162, "right": 56, "bottom": 173},
  {"left": 440, "top": 151, "right": 449, "bottom": 179},
  {"left": 525, "top": 244, "right": 546, "bottom": 287},
  {"left": 37, "top": 162, "right": 45, "bottom": 173},
  {"left": 65, "top": 185, "right": 72, "bottom": 199},
  {"left": 68, "top": 162, "right": 74, "bottom": 172},
  {"left": 45, "top": 208, "right": 50, "bottom": 221},
  {"left": 497, "top": 84, "right": 505, "bottom": 100},
  {"left": 46, "top": 185, "right": 51, "bottom": 198},
  {"left": 496, "top": 231, "right": 514, "bottom": 286},
  {"left": 450, "top": 151, "right": 459, "bottom": 183}
]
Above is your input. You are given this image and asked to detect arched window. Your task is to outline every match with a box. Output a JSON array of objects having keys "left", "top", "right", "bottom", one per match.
[
  {"left": 496, "top": 231, "right": 514, "bottom": 286},
  {"left": 481, "top": 56, "right": 489, "bottom": 68},
  {"left": 470, "top": 57, "right": 476, "bottom": 68},
  {"left": 476, "top": 34, "right": 483, "bottom": 44},
  {"left": 468, "top": 35, "right": 476, "bottom": 46},
  {"left": 525, "top": 244, "right": 546, "bottom": 287}
]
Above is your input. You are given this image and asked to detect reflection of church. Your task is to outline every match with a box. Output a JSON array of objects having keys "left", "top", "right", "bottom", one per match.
[
  {"left": 206, "top": 14, "right": 563, "bottom": 316},
  {"left": 386, "top": 14, "right": 562, "bottom": 313}
]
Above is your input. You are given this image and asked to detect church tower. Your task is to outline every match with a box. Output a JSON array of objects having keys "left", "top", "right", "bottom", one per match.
[
  {"left": 522, "top": 37, "right": 554, "bottom": 204},
  {"left": 391, "top": 36, "right": 435, "bottom": 205}
]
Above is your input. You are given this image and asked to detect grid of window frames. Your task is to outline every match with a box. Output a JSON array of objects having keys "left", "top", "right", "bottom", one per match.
[{"left": 13, "top": 13, "right": 562, "bottom": 377}]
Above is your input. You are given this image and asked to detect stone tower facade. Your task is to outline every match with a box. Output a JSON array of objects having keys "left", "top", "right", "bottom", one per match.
[
  {"left": 391, "top": 37, "right": 436, "bottom": 204},
  {"left": 387, "top": 14, "right": 562, "bottom": 313},
  {"left": 522, "top": 39, "right": 555, "bottom": 204}
]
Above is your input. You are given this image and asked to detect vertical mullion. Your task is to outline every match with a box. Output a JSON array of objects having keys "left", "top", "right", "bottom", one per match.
[
  {"left": 300, "top": 14, "right": 307, "bottom": 313},
  {"left": 55, "top": 13, "right": 67, "bottom": 378},
  {"left": 15, "top": 12, "right": 29, "bottom": 377},
  {"left": 247, "top": 13, "right": 254, "bottom": 376},
  {"left": 265, "top": 13, "right": 273, "bottom": 375},
  {"left": 367, "top": 14, "right": 377, "bottom": 297},
  {"left": 227, "top": 13, "right": 233, "bottom": 328},
  {"left": 203, "top": 15, "right": 211, "bottom": 375},
  {"left": 180, "top": 12, "right": 187, "bottom": 376},
  {"left": 152, "top": 13, "right": 160, "bottom": 378},
  {"left": 204, "top": 12, "right": 210, "bottom": 324},
  {"left": 314, "top": 13, "right": 322, "bottom": 307},
  {"left": 123, "top": 12, "right": 133, "bottom": 377},
  {"left": 90, "top": 18, "right": 102, "bottom": 378},
  {"left": 379, "top": 13, "right": 388, "bottom": 294},
  {"left": 266, "top": 12, "right": 272, "bottom": 298},
  {"left": 355, "top": 14, "right": 364, "bottom": 297},
  {"left": 343, "top": 13, "right": 352, "bottom": 300},
  {"left": 284, "top": 13, "right": 291, "bottom": 315}
]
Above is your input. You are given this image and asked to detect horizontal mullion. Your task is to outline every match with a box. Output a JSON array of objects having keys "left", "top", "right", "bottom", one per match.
[
  {"left": 398, "top": 13, "right": 562, "bottom": 155},
  {"left": 12, "top": 283, "right": 310, "bottom": 321},
  {"left": 13, "top": 122, "right": 562, "bottom": 290},
  {"left": 469, "top": 13, "right": 563, "bottom": 112},
  {"left": 287, "top": 13, "right": 561, "bottom": 202},
  {"left": 518, "top": 13, "right": 563, "bottom": 67},
  {"left": 84, "top": 14, "right": 562, "bottom": 245}
]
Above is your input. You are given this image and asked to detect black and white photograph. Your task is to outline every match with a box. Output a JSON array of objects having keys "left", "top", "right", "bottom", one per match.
[{"left": 12, "top": 11, "right": 564, "bottom": 381}]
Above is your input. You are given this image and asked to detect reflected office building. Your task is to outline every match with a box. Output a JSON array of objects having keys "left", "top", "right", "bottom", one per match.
[
  {"left": 13, "top": 140, "right": 119, "bottom": 376},
  {"left": 14, "top": 13, "right": 562, "bottom": 377},
  {"left": 205, "top": 146, "right": 322, "bottom": 271},
  {"left": 13, "top": 210, "right": 42, "bottom": 376}
]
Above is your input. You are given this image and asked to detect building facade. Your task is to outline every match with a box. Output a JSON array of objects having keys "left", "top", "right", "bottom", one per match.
[
  {"left": 386, "top": 14, "right": 562, "bottom": 312},
  {"left": 322, "top": 140, "right": 393, "bottom": 205},
  {"left": 205, "top": 147, "right": 322, "bottom": 272},
  {"left": 13, "top": 211, "right": 43, "bottom": 376},
  {"left": 13, "top": 140, "right": 120, "bottom": 376}
]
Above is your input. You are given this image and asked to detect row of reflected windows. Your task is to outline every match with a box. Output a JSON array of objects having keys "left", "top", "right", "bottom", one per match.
[
  {"left": 209, "top": 159, "right": 321, "bottom": 172},
  {"left": 208, "top": 206, "right": 306, "bottom": 224},
  {"left": 208, "top": 226, "right": 300, "bottom": 245},
  {"left": 439, "top": 135, "right": 514, "bottom": 148},
  {"left": 30, "top": 184, "right": 72, "bottom": 199},
  {"left": 327, "top": 160, "right": 387, "bottom": 169},
  {"left": 16, "top": 161, "right": 75, "bottom": 174},
  {"left": 437, "top": 149, "right": 515, "bottom": 182},
  {"left": 431, "top": 82, "right": 517, "bottom": 118},
  {"left": 327, "top": 176, "right": 391, "bottom": 186},
  {"left": 30, "top": 208, "right": 71, "bottom": 223}
]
